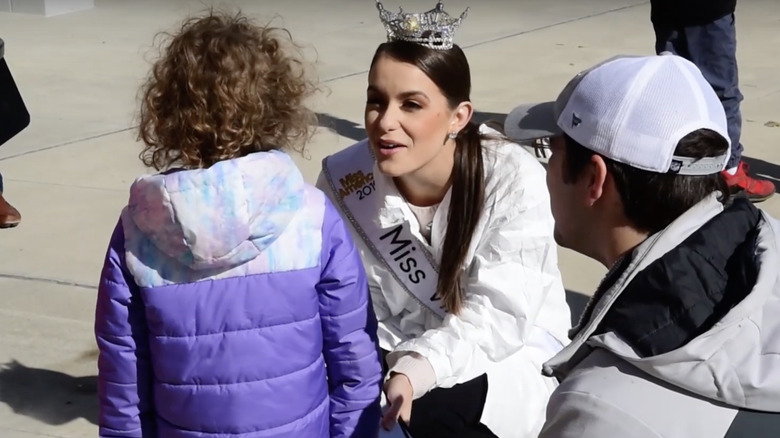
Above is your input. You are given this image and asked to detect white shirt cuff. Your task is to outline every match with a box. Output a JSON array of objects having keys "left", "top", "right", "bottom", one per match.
[{"left": 388, "top": 352, "right": 437, "bottom": 399}]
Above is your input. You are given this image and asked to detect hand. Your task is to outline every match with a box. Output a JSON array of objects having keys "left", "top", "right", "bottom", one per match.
[{"left": 382, "top": 373, "right": 414, "bottom": 431}]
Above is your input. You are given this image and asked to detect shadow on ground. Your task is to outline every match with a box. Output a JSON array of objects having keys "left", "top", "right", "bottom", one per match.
[
  {"left": 317, "top": 113, "right": 365, "bottom": 142},
  {"left": 0, "top": 360, "right": 97, "bottom": 425},
  {"left": 471, "top": 111, "right": 508, "bottom": 127}
]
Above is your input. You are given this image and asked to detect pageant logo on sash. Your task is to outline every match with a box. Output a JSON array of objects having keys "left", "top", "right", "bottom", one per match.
[
  {"left": 337, "top": 170, "right": 375, "bottom": 200},
  {"left": 323, "top": 140, "right": 446, "bottom": 319}
]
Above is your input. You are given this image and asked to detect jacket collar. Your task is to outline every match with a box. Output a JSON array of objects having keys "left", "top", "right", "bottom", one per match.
[{"left": 594, "top": 197, "right": 761, "bottom": 357}]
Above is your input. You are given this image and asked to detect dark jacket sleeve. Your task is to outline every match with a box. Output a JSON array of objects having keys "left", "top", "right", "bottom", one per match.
[
  {"left": 95, "top": 221, "right": 156, "bottom": 438},
  {"left": 317, "top": 199, "right": 383, "bottom": 438}
]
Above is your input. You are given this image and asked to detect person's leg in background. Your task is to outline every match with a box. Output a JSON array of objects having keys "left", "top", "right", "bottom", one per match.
[
  {"left": 0, "top": 171, "right": 21, "bottom": 228},
  {"left": 653, "top": 13, "right": 775, "bottom": 201}
]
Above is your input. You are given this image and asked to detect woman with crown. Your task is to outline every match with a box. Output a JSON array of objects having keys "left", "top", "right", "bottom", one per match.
[{"left": 316, "top": 2, "right": 571, "bottom": 437}]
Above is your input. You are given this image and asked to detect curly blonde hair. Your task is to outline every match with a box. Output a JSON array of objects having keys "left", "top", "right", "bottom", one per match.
[{"left": 138, "top": 11, "right": 317, "bottom": 170}]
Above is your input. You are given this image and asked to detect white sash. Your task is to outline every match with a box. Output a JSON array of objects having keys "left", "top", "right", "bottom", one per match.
[{"left": 322, "top": 140, "right": 446, "bottom": 319}]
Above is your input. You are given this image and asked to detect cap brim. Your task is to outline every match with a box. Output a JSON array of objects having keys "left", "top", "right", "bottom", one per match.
[{"left": 504, "top": 101, "right": 560, "bottom": 143}]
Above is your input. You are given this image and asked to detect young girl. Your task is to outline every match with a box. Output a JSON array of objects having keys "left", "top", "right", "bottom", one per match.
[
  {"left": 317, "top": 2, "right": 572, "bottom": 437},
  {"left": 95, "top": 12, "right": 382, "bottom": 438}
]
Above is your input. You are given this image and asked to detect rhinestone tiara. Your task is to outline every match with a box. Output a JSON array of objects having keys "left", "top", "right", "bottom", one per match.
[{"left": 375, "top": 1, "right": 469, "bottom": 50}]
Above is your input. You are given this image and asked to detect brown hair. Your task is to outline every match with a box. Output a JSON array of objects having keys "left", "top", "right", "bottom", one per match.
[
  {"left": 138, "top": 10, "right": 317, "bottom": 170},
  {"left": 562, "top": 129, "right": 731, "bottom": 234},
  {"left": 371, "top": 41, "right": 485, "bottom": 315}
]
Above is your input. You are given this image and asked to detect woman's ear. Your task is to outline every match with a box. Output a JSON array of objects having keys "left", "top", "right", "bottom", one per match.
[{"left": 451, "top": 101, "right": 474, "bottom": 133}]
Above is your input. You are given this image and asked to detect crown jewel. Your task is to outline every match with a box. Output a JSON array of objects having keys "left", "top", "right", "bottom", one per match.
[{"left": 375, "top": 1, "right": 469, "bottom": 50}]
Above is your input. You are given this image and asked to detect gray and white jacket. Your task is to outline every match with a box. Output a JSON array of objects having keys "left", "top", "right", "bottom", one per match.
[{"left": 540, "top": 193, "right": 780, "bottom": 438}]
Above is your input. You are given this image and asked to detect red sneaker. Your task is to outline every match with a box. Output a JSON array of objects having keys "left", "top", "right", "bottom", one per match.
[
  {"left": 0, "top": 192, "right": 21, "bottom": 228},
  {"left": 721, "top": 161, "right": 776, "bottom": 202}
]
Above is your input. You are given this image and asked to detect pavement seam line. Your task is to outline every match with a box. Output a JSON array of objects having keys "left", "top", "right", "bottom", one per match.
[
  {"left": 0, "top": 273, "right": 96, "bottom": 290},
  {"left": 0, "top": 178, "right": 128, "bottom": 193},
  {"left": 0, "top": 426, "right": 68, "bottom": 438},
  {"left": 321, "top": 2, "right": 647, "bottom": 84},
  {"left": 460, "top": 2, "right": 647, "bottom": 49},
  {"left": 0, "top": 307, "right": 94, "bottom": 326},
  {"left": 0, "top": 126, "right": 136, "bottom": 162}
]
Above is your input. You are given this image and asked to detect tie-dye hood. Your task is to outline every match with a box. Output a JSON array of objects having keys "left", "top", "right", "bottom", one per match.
[{"left": 125, "top": 150, "right": 303, "bottom": 271}]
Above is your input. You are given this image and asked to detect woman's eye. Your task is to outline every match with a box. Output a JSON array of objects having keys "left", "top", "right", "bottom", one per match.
[{"left": 403, "top": 101, "right": 422, "bottom": 110}]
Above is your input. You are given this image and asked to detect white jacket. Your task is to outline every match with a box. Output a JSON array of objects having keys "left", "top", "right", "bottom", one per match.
[
  {"left": 540, "top": 195, "right": 780, "bottom": 438},
  {"left": 317, "top": 125, "right": 571, "bottom": 437}
]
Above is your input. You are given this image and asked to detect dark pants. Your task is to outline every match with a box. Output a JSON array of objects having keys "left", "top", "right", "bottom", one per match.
[
  {"left": 0, "top": 58, "right": 31, "bottom": 148},
  {"left": 382, "top": 351, "right": 496, "bottom": 438},
  {"left": 0, "top": 172, "right": 4, "bottom": 193},
  {"left": 653, "top": 13, "right": 743, "bottom": 168}
]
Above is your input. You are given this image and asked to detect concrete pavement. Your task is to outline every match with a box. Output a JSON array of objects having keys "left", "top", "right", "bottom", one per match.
[{"left": 0, "top": 1, "right": 778, "bottom": 436}]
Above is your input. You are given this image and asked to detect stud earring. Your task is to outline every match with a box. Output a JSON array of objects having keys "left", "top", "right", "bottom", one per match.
[{"left": 448, "top": 132, "right": 458, "bottom": 139}]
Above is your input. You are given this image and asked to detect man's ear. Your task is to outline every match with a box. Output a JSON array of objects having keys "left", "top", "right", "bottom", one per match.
[
  {"left": 451, "top": 101, "right": 474, "bottom": 133},
  {"left": 585, "top": 154, "right": 609, "bottom": 206}
]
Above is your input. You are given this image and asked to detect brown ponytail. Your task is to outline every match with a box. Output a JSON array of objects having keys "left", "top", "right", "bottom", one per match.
[{"left": 436, "top": 122, "right": 485, "bottom": 314}]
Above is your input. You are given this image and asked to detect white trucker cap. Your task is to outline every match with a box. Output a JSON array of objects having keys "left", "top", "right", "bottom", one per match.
[{"left": 505, "top": 54, "right": 731, "bottom": 175}]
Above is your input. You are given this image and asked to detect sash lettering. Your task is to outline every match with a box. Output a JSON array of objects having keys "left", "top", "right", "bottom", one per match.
[{"left": 379, "top": 224, "right": 427, "bottom": 285}]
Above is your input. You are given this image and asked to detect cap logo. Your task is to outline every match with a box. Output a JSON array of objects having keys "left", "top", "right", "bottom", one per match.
[
  {"left": 669, "top": 160, "right": 682, "bottom": 173},
  {"left": 571, "top": 113, "right": 582, "bottom": 128}
]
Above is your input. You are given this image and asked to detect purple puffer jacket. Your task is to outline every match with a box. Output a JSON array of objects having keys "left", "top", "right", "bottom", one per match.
[{"left": 95, "top": 150, "right": 382, "bottom": 438}]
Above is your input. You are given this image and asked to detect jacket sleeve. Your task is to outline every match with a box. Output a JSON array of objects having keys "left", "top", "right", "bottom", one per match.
[
  {"left": 540, "top": 390, "right": 660, "bottom": 438},
  {"left": 316, "top": 171, "right": 394, "bottom": 326},
  {"left": 317, "top": 199, "right": 383, "bottom": 438},
  {"left": 95, "top": 221, "right": 156, "bottom": 438},
  {"left": 391, "top": 160, "right": 567, "bottom": 389}
]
